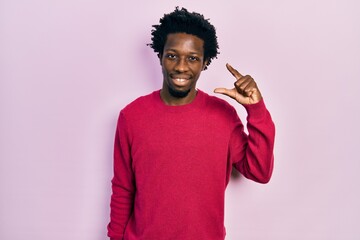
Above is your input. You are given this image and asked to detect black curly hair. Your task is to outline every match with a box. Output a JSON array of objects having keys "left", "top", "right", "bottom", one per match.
[{"left": 148, "top": 7, "right": 219, "bottom": 70}]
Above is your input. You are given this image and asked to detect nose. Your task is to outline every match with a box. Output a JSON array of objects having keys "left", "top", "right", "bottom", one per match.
[{"left": 174, "top": 58, "right": 189, "bottom": 72}]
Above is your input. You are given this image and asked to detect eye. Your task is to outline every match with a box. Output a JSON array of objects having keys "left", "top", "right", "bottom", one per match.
[
  {"left": 188, "top": 56, "right": 200, "bottom": 62},
  {"left": 165, "top": 53, "right": 177, "bottom": 60}
]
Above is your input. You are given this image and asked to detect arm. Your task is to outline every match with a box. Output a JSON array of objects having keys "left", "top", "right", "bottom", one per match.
[
  {"left": 107, "top": 112, "right": 135, "bottom": 239},
  {"left": 215, "top": 63, "right": 275, "bottom": 183},
  {"left": 230, "top": 100, "right": 275, "bottom": 183}
]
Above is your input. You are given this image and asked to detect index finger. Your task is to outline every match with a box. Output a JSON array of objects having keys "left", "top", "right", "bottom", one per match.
[{"left": 226, "top": 63, "right": 243, "bottom": 79}]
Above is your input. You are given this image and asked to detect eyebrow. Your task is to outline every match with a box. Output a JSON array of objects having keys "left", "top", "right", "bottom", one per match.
[{"left": 164, "top": 48, "right": 202, "bottom": 55}]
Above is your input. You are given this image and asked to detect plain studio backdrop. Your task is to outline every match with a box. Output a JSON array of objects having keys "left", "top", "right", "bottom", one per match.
[{"left": 1, "top": 0, "right": 359, "bottom": 239}]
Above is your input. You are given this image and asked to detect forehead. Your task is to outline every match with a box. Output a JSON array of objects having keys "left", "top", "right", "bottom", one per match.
[{"left": 164, "top": 33, "right": 204, "bottom": 54}]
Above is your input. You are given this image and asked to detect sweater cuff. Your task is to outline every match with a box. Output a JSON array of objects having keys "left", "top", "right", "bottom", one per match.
[{"left": 243, "top": 99, "right": 268, "bottom": 121}]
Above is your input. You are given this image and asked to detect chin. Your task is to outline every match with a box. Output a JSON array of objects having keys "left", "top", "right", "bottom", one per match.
[{"left": 168, "top": 86, "right": 191, "bottom": 98}]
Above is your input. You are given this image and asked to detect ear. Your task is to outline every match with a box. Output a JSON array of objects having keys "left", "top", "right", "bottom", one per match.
[
  {"left": 202, "top": 58, "right": 209, "bottom": 70},
  {"left": 158, "top": 53, "right": 162, "bottom": 66}
]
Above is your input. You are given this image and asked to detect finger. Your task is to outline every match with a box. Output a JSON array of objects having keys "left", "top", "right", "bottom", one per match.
[
  {"left": 214, "top": 87, "right": 236, "bottom": 99},
  {"left": 226, "top": 63, "right": 243, "bottom": 80},
  {"left": 236, "top": 78, "right": 262, "bottom": 102},
  {"left": 234, "top": 76, "right": 253, "bottom": 95},
  {"left": 242, "top": 82, "right": 257, "bottom": 97}
]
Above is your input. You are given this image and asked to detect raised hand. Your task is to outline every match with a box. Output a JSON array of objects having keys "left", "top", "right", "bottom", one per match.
[{"left": 214, "top": 63, "right": 263, "bottom": 105}]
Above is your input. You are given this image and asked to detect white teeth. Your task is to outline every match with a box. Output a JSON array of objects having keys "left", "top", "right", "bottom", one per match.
[{"left": 175, "top": 78, "right": 187, "bottom": 82}]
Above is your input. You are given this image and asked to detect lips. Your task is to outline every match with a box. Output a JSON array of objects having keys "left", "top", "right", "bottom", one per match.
[
  {"left": 170, "top": 74, "right": 191, "bottom": 87},
  {"left": 173, "top": 78, "right": 188, "bottom": 82}
]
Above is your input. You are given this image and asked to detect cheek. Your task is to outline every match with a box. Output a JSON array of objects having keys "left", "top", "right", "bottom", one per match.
[
  {"left": 161, "top": 62, "right": 169, "bottom": 72},
  {"left": 192, "top": 65, "right": 204, "bottom": 75},
  {"left": 162, "top": 60, "right": 173, "bottom": 71}
]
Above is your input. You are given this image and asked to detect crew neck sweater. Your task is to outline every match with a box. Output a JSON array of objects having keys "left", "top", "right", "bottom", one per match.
[{"left": 108, "top": 89, "right": 275, "bottom": 240}]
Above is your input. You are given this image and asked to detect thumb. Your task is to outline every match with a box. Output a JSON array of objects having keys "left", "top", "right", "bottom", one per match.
[{"left": 214, "top": 87, "right": 235, "bottom": 99}]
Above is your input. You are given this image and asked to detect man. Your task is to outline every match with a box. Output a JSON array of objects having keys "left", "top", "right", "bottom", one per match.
[{"left": 107, "top": 7, "right": 275, "bottom": 240}]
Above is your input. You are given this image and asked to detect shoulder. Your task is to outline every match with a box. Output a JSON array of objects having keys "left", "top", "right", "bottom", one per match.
[
  {"left": 121, "top": 90, "right": 159, "bottom": 115},
  {"left": 199, "top": 90, "right": 237, "bottom": 116},
  {"left": 196, "top": 90, "right": 242, "bottom": 127},
  {"left": 116, "top": 91, "right": 160, "bottom": 130}
]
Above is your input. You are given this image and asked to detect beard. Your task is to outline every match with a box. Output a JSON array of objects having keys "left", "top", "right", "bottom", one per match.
[{"left": 168, "top": 85, "right": 191, "bottom": 98}]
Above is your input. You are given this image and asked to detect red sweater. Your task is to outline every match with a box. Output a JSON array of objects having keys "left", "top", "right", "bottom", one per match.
[{"left": 108, "top": 90, "right": 275, "bottom": 240}]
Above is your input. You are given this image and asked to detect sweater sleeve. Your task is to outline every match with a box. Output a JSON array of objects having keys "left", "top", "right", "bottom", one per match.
[
  {"left": 230, "top": 99, "right": 275, "bottom": 183},
  {"left": 107, "top": 111, "right": 135, "bottom": 239}
]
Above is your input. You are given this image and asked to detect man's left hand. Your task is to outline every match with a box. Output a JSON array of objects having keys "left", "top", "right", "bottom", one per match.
[{"left": 214, "top": 63, "right": 263, "bottom": 105}]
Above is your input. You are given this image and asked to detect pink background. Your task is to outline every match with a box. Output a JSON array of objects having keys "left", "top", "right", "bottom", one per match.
[{"left": 1, "top": 0, "right": 360, "bottom": 239}]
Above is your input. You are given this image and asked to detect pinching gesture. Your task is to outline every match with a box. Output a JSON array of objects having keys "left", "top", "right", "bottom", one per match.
[{"left": 214, "top": 63, "right": 263, "bottom": 105}]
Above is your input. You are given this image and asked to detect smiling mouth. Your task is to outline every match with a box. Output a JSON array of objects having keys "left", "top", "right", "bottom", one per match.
[
  {"left": 170, "top": 74, "right": 191, "bottom": 83},
  {"left": 173, "top": 78, "right": 188, "bottom": 82}
]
